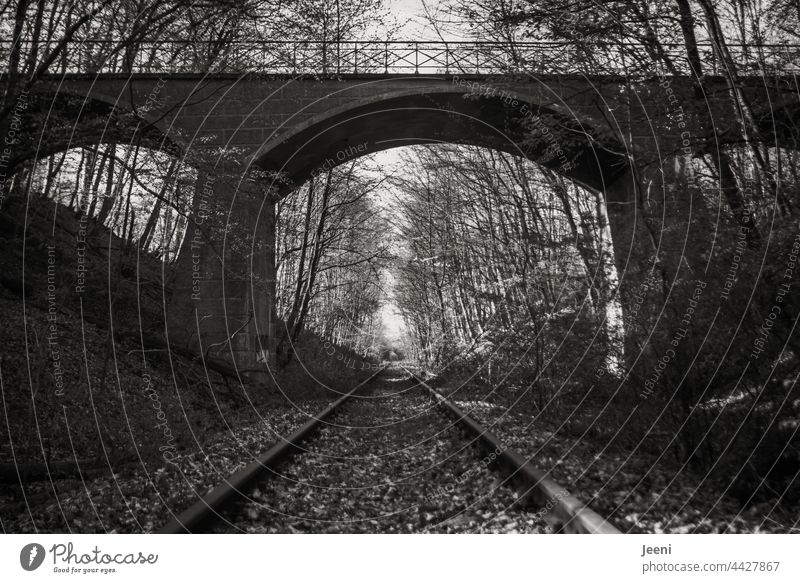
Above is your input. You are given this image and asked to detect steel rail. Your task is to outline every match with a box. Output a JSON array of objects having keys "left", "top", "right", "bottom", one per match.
[
  {"left": 404, "top": 367, "right": 620, "bottom": 534},
  {"left": 157, "top": 365, "right": 386, "bottom": 534}
]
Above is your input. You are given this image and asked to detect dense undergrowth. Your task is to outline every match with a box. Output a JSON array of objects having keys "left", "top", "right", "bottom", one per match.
[{"left": 436, "top": 342, "right": 800, "bottom": 533}]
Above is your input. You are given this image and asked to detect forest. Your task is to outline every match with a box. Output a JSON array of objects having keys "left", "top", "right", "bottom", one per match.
[{"left": 0, "top": 0, "right": 798, "bottom": 533}]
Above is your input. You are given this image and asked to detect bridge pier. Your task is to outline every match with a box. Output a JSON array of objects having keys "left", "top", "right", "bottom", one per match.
[
  {"left": 167, "top": 166, "right": 276, "bottom": 377},
  {"left": 604, "top": 157, "right": 720, "bottom": 376}
]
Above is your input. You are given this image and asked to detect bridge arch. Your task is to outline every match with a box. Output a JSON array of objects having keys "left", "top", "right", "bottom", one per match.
[
  {"left": 252, "top": 86, "right": 631, "bottom": 196},
  {"left": 237, "top": 87, "right": 647, "bottom": 376},
  {"left": 15, "top": 84, "right": 185, "bottom": 171}
]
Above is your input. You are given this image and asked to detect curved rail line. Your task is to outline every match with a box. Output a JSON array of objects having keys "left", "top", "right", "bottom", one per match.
[
  {"left": 403, "top": 367, "right": 618, "bottom": 534},
  {"left": 158, "top": 365, "right": 618, "bottom": 534}
]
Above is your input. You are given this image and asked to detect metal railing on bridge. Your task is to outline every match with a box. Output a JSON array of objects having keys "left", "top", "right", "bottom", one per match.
[{"left": 1, "top": 40, "right": 798, "bottom": 76}]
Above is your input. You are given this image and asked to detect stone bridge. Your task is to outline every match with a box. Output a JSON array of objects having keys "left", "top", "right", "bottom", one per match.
[{"left": 9, "top": 62, "right": 800, "bottom": 374}]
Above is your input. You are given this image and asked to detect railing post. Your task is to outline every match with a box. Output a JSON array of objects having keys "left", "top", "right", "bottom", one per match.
[
  {"left": 445, "top": 45, "right": 449, "bottom": 75},
  {"left": 415, "top": 42, "right": 419, "bottom": 74},
  {"left": 385, "top": 41, "right": 389, "bottom": 74},
  {"left": 475, "top": 43, "right": 479, "bottom": 74},
  {"left": 292, "top": 42, "right": 297, "bottom": 74},
  {"left": 354, "top": 41, "right": 358, "bottom": 74}
]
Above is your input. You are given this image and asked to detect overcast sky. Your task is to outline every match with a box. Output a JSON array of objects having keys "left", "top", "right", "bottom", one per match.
[{"left": 392, "top": 0, "right": 434, "bottom": 38}]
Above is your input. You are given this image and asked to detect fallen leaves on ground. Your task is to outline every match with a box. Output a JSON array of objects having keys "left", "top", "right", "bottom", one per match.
[{"left": 220, "top": 373, "right": 550, "bottom": 533}]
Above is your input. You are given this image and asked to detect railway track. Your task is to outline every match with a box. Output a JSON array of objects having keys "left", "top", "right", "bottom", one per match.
[
  {"left": 405, "top": 367, "right": 619, "bottom": 534},
  {"left": 158, "top": 366, "right": 618, "bottom": 534}
]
